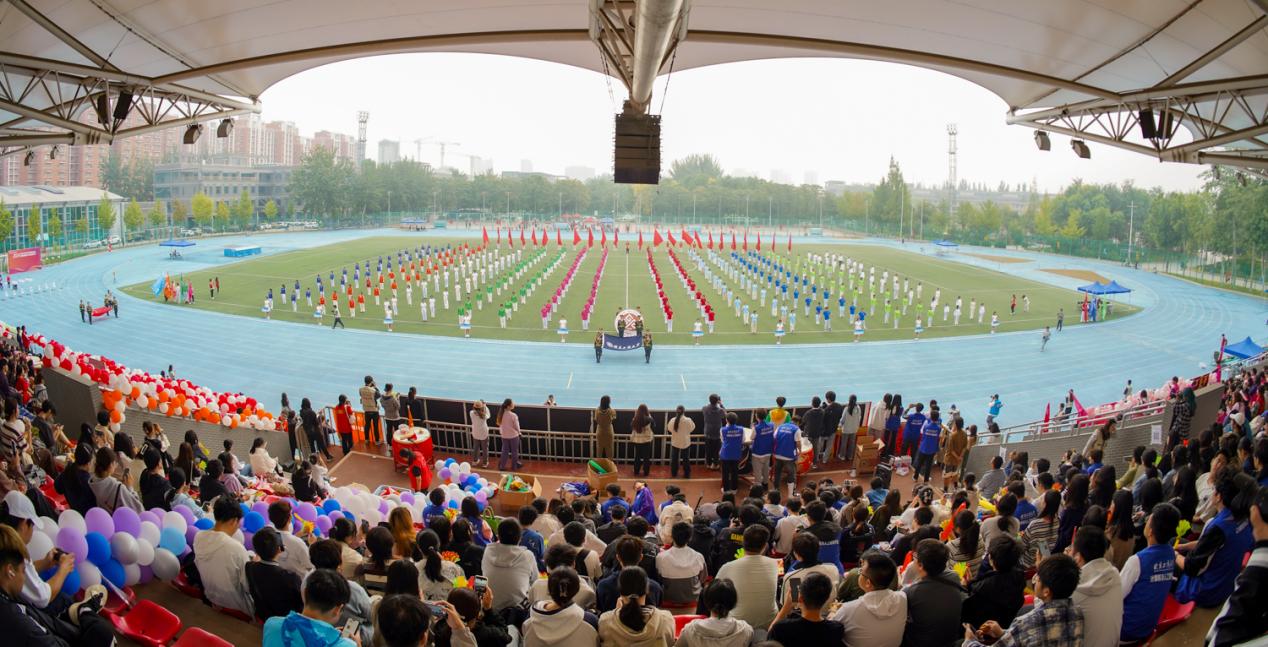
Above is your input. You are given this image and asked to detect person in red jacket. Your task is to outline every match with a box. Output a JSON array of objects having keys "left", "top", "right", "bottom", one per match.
[{"left": 404, "top": 449, "right": 432, "bottom": 492}]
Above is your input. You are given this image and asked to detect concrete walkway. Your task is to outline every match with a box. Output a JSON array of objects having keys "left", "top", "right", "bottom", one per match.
[{"left": 7, "top": 228, "right": 1265, "bottom": 425}]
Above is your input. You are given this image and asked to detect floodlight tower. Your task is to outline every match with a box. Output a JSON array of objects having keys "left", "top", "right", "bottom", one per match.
[
  {"left": 356, "top": 111, "right": 369, "bottom": 169},
  {"left": 947, "top": 123, "right": 958, "bottom": 226}
]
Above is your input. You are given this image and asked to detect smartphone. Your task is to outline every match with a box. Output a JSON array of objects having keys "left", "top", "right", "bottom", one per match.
[
  {"left": 423, "top": 602, "right": 448, "bottom": 618},
  {"left": 1037, "top": 542, "right": 1051, "bottom": 559},
  {"left": 788, "top": 579, "right": 801, "bottom": 602},
  {"left": 473, "top": 575, "right": 488, "bottom": 596},
  {"left": 340, "top": 619, "right": 360, "bottom": 638}
]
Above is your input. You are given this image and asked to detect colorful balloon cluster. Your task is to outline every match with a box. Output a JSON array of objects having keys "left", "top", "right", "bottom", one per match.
[
  {"left": 24, "top": 331, "right": 275, "bottom": 431},
  {"left": 433, "top": 458, "right": 497, "bottom": 508}
]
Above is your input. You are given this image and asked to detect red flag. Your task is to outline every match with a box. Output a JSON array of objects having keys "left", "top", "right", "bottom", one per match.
[
  {"left": 694, "top": 231, "right": 703, "bottom": 248},
  {"left": 638, "top": 231, "right": 644, "bottom": 249},
  {"left": 573, "top": 228, "right": 582, "bottom": 245},
  {"left": 482, "top": 226, "right": 489, "bottom": 246},
  {"left": 731, "top": 232, "right": 737, "bottom": 250},
  {"left": 556, "top": 229, "right": 563, "bottom": 246},
  {"left": 1042, "top": 402, "right": 1051, "bottom": 433},
  {"left": 614, "top": 230, "right": 619, "bottom": 246},
  {"left": 770, "top": 234, "right": 775, "bottom": 251},
  {"left": 707, "top": 231, "right": 714, "bottom": 249},
  {"left": 787, "top": 234, "right": 792, "bottom": 251},
  {"left": 587, "top": 228, "right": 594, "bottom": 247},
  {"left": 681, "top": 228, "right": 691, "bottom": 245},
  {"left": 668, "top": 231, "right": 677, "bottom": 246},
  {"left": 508, "top": 227, "right": 513, "bottom": 247},
  {"left": 756, "top": 232, "right": 762, "bottom": 250},
  {"left": 520, "top": 227, "right": 526, "bottom": 246},
  {"left": 653, "top": 229, "right": 664, "bottom": 247},
  {"left": 743, "top": 232, "right": 748, "bottom": 250},
  {"left": 601, "top": 229, "right": 607, "bottom": 247},
  {"left": 531, "top": 229, "right": 538, "bottom": 246}
]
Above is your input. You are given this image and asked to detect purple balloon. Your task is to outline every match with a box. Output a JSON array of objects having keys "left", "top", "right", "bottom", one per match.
[
  {"left": 84, "top": 508, "right": 114, "bottom": 537},
  {"left": 252, "top": 501, "right": 270, "bottom": 516},
  {"left": 377, "top": 500, "right": 389, "bottom": 515},
  {"left": 148, "top": 507, "right": 166, "bottom": 519},
  {"left": 139, "top": 511, "right": 162, "bottom": 528},
  {"left": 296, "top": 502, "right": 318, "bottom": 522},
  {"left": 400, "top": 492, "right": 415, "bottom": 505},
  {"left": 327, "top": 510, "right": 345, "bottom": 521},
  {"left": 439, "top": 468, "right": 452, "bottom": 480},
  {"left": 112, "top": 508, "right": 141, "bottom": 537},
  {"left": 315, "top": 515, "right": 333, "bottom": 534},
  {"left": 138, "top": 564, "right": 154, "bottom": 584},
  {"left": 242, "top": 531, "right": 254, "bottom": 550},
  {"left": 56, "top": 527, "right": 88, "bottom": 566},
  {"left": 174, "top": 505, "right": 197, "bottom": 526},
  {"left": 184, "top": 526, "right": 199, "bottom": 546}
]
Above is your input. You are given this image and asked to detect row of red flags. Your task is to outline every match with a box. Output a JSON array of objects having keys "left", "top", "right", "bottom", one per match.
[{"left": 481, "top": 226, "right": 793, "bottom": 251}]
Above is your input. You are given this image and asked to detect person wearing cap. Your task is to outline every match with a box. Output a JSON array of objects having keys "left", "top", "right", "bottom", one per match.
[
  {"left": 0, "top": 490, "right": 75, "bottom": 612},
  {"left": 0, "top": 524, "right": 113, "bottom": 647}
]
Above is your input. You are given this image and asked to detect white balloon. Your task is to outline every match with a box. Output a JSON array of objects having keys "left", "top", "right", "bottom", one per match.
[
  {"left": 150, "top": 548, "right": 180, "bottom": 581},
  {"left": 110, "top": 533, "right": 139, "bottom": 565},
  {"left": 27, "top": 531, "right": 54, "bottom": 561},
  {"left": 362, "top": 509, "right": 381, "bottom": 526},
  {"left": 139, "top": 521, "right": 161, "bottom": 546},
  {"left": 37, "top": 517, "right": 58, "bottom": 538},
  {"left": 79, "top": 561, "right": 102, "bottom": 588},
  {"left": 136, "top": 538, "right": 156, "bottom": 566},
  {"left": 58, "top": 509, "right": 86, "bottom": 534},
  {"left": 123, "top": 562, "right": 141, "bottom": 586},
  {"left": 162, "top": 511, "right": 188, "bottom": 534}
]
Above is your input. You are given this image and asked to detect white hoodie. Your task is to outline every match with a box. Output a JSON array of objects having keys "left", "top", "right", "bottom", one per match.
[
  {"left": 674, "top": 616, "right": 753, "bottom": 647},
  {"left": 481, "top": 542, "right": 538, "bottom": 611},
  {"left": 523, "top": 601, "right": 598, "bottom": 647},
  {"left": 193, "top": 528, "right": 252, "bottom": 616},
  {"left": 1071, "top": 558, "right": 1122, "bottom": 647},
  {"left": 831, "top": 588, "right": 907, "bottom": 647}
]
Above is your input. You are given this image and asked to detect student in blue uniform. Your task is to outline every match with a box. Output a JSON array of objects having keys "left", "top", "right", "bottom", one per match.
[
  {"left": 719, "top": 412, "right": 744, "bottom": 493},
  {"left": 750, "top": 414, "right": 775, "bottom": 490},
  {"left": 772, "top": 416, "right": 803, "bottom": 497}
]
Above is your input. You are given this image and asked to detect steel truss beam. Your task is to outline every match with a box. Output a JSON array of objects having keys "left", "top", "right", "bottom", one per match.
[{"left": 589, "top": 0, "right": 690, "bottom": 113}]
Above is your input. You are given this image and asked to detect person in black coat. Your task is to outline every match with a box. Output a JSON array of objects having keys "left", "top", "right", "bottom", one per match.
[
  {"left": 961, "top": 535, "right": 1027, "bottom": 629},
  {"left": 300, "top": 398, "right": 334, "bottom": 461},
  {"left": 244, "top": 528, "right": 304, "bottom": 622},
  {"left": 54, "top": 444, "right": 96, "bottom": 515},
  {"left": 138, "top": 450, "right": 173, "bottom": 511}
]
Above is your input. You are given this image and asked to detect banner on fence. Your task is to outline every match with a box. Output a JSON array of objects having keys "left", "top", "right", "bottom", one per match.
[
  {"left": 5, "top": 247, "right": 42, "bottom": 273},
  {"left": 603, "top": 334, "right": 643, "bottom": 351}
]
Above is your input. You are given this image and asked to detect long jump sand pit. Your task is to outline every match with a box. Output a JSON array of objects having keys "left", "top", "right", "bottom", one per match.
[
  {"left": 966, "top": 253, "right": 1029, "bottom": 264},
  {"left": 1043, "top": 268, "right": 1111, "bottom": 284}
]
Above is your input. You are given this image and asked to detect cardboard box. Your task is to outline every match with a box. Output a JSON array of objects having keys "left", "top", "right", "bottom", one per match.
[
  {"left": 587, "top": 458, "right": 619, "bottom": 493},
  {"left": 496, "top": 474, "right": 542, "bottom": 514},
  {"left": 855, "top": 452, "right": 881, "bottom": 475}
]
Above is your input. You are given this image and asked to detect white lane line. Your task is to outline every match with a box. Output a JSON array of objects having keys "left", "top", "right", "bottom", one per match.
[
  {"left": 566, "top": 371, "right": 574, "bottom": 389},
  {"left": 680, "top": 374, "right": 688, "bottom": 391}
]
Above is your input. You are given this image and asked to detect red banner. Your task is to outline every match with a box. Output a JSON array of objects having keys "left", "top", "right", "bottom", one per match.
[{"left": 6, "top": 246, "right": 42, "bottom": 273}]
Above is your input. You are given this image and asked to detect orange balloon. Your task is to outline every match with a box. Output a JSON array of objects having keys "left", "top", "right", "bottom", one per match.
[
  {"left": 147, "top": 399, "right": 157, "bottom": 411},
  {"left": 157, "top": 391, "right": 170, "bottom": 403},
  {"left": 130, "top": 386, "right": 140, "bottom": 399},
  {"left": 109, "top": 410, "right": 121, "bottom": 423}
]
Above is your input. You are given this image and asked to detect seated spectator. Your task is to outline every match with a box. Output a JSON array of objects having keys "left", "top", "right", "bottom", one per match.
[
  {"left": 840, "top": 504, "right": 874, "bottom": 566},
  {"left": 481, "top": 518, "right": 537, "bottom": 613},
  {"left": 194, "top": 497, "right": 253, "bottom": 616},
  {"left": 657, "top": 493, "right": 694, "bottom": 543},
  {"left": 531, "top": 498, "right": 564, "bottom": 537},
  {"left": 600, "top": 515, "right": 660, "bottom": 579},
  {"left": 309, "top": 539, "right": 373, "bottom": 645},
  {"left": 1206, "top": 484, "right": 1268, "bottom": 645},
  {"left": 964, "top": 553, "right": 1084, "bottom": 647},
  {"left": 980, "top": 493, "right": 1021, "bottom": 547},
  {"left": 87, "top": 446, "right": 142, "bottom": 513},
  {"left": 245, "top": 528, "right": 304, "bottom": 622},
  {"left": 421, "top": 489, "right": 448, "bottom": 522},
  {"left": 961, "top": 535, "right": 1025, "bottom": 628},
  {"left": 866, "top": 477, "right": 889, "bottom": 509},
  {"left": 384, "top": 560, "right": 421, "bottom": 597},
  {"left": 415, "top": 528, "right": 461, "bottom": 601},
  {"left": 764, "top": 490, "right": 787, "bottom": 519},
  {"left": 1176, "top": 466, "right": 1257, "bottom": 608},
  {"left": 197, "top": 458, "right": 229, "bottom": 505},
  {"left": 249, "top": 437, "right": 282, "bottom": 480},
  {"left": 376, "top": 594, "right": 475, "bottom": 647},
  {"left": 978, "top": 456, "right": 1006, "bottom": 499},
  {"left": 0, "top": 524, "right": 113, "bottom": 646},
  {"left": 675, "top": 578, "right": 753, "bottom": 647},
  {"left": 830, "top": 551, "right": 906, "bottom": 647},
  {"left": 290, "top": 460, "right": 323, "bottom": 503},
  {"left": 716, "top": 524, "right": 779, "bottom": 637},
  {"left": 531, "top": 543, "right": 596, "bottom": 609},
  {"left": 902, "top": 538, "right": 965, "bottom": 647},
  {"left": 54, "top": 444, "right": 95, "bottom": 515},
  {"left": 768, "top": 571, "right": 844, "bottom": 642},
  {"left": 0, "top": 491, "right": 75, "bottom": 612},
  {"left": 801, "top": 500, "right": 843, "bottom": 571},
  {"left": 773, "top": 499, "right": 808, "bottom": 557},
  {"left": 784, "top": 533, "right": 842, "bottom": 605},
  {"left": 1021, "top": 490, "right": 1061, "bottom": 570},
  {"left": 358, "top": 526, "right": 397, "bottom": 593},
  {"left": 597, "top": 536, "right": 664, "bottom": 612},
  {"left": 561, "top": 521, "right": 603, "bottom": 581},
  {"left": 889, "top": 505, "right": 934, "bottom": 567},
  {"left": 138, "top": 449, "right": 172, "bottom": 511},
  {"left": 432, "top": 586, "right": 511, "bottom": 647},
  {"left": 599, "top": 483, "right": 630, "bottom": 523},
  {"left": 596, "top": 566, "right": 674, "bottom": 646},
  {"left": 518, "top": 506, "right": 546, "bottom": 572},
  {"left": 655, "top": 521, "right": 706, "bottom": 605},
  {"left": 447, "top": 518, "right": 485, "bottom": 577},
  {"left": 1069, "top": 526, "right": 1122, "bottom": 647},
  {"left": 217, "top": 451, "right": 244, "bottom": 497},
  {"left": 175, "top": 442, "right": 202, "bottom": 483},
  {"left": 328, "top": 517, "right": 365, "bottom": 580},
  {"left": 523, "top": 565, "right": 598, "bottom": 647},
  {"left": 947, "top": 509, "right": 984, "bottom": 578},
  {"left": 269, "top": 500, "right": 315, "bottom": 576},
  {"left": 262, "top": 569, "right": 355, "bottom": 647},
  {"left": 596, "top": 504, "right": 628, "bottom": 545},
  {"left": 1120, "top": 503, "right": 1180, "bottom": 644}
]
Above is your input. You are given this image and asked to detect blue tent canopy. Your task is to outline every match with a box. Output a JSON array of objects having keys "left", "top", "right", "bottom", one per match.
[
  {"left": 1225, "top": 336, "right": 1264, "bottom": 360},
  {"left": 1077, "top": 280, "right": 1132, "bottom": 295},
  {"left": 1103, "top": 280, "right": 1132, "bottom": 294},
  {"left": 159, "top": 239, "right": 195, "bottom": 247},
  {"left": 933, "top": 240, "right": 959, "bottom": 248}
]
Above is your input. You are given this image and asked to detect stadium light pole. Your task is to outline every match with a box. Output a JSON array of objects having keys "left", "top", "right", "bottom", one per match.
[{"left": 387, "top": 191, "right": 392, "bottom": 221}]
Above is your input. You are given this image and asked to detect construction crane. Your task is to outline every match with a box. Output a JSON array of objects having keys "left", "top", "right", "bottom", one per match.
[{"left": 414, "top": 138, "right": 462, "bottom": 169}]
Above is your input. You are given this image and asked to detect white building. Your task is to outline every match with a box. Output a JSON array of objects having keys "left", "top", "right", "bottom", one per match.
[{"left": 378, "top": 139, "right": 401, "bottom": 165}]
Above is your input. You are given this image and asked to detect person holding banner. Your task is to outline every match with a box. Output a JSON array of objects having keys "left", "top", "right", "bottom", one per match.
[{"left": 594, "top": 331, "right": 604, "bottom": 363}]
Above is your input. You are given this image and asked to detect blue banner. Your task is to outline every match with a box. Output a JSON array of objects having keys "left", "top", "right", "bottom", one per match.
[{"left": 603, "top": 334, "right": 643, "bottom": 351}]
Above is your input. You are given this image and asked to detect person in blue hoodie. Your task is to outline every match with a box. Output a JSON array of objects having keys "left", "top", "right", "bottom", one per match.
[
  {"left": 263, "top": 569, "right": 356, "bottom": 647},
  {"left": 1120, "top": 503, "right": 1180, "bottom": 643},
  {"left": 719, "top": 413, "right": 744, "bottom": 493},
  {"left": 772, "top": 416, "right": 803, "bottom": 498},
  {"left": 1175, "top": 467, "right": 1257, "bottom": 608},
  {"left": 750, "top": 413, "right": 776, "bottom": 490},
  {"left": 518, "top": 506, "right": 547, "bottom": 572},
  {"left": 900, "top": 402, "right": 927, "bottom": 458},
  {"left": 913, "top": 408, "right": 942, "bottom": 483},
  {"left": 600, "top": 484, "right": 630, "bottom": 523},
  {"left": 421, "top": 488, "right": 448, "bottom": 521}
]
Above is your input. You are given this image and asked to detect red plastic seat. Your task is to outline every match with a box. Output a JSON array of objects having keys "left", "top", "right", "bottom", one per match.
[
  {"left": 99, "top": 585, "right": 135, "bottom": 614},
  {"left": 214, "top": 604, "right": 255, "bottom": 623},
  {"left": 173, "top": 627, "right": 235, "bottom": 647},
  {"left": 1155, "top": 594, "right": 1194, "bottom": 633},
  {"left": 673, "top": 614, "right": 704, "bottom": 638},
  {"left": 105, "top": 599, "right": 182, "bottom": 647},
  {"left": 170, "top": 572, "right": 203, "bottom": 600}
]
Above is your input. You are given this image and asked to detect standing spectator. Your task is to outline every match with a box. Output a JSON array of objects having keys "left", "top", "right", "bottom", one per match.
[
  {"left": 831, "top": 551, "right": 906, "bottom": 647},
  {"left": 913, "top": 408, "right": 942, "bottom": 483},
  {"left": 772, "top": 416, "right": 802, "bottom": 497},
  {"left": 768, "top": 572, "right": 844, "bottom": 643},
  {"left": 1120, "top": 503, "right": 1180, "bottom": 644},
  {"left": 1167, "top": 387, "right": 1195, "bottom": 451},
  {"left": 628, "top": 404, "right": 654, "bottom": 478},
  {"left": 719, "top": 412, "right": 744, "bottom": 493},
  {"left": 820, "top": 392, "right": 843, "bottom": 464},
  {"left": 702, "top": 394, "right": 726, "bottom": 470},
  {"left": 360, "top": 375, "right": 382, "bottom": 446},
  {"left": 902, "top": 539, "right": 966, "bottom": 647},
  {"left": 301, "top": 398, "right": 334, "bottom": 462},
  {"left": 596, "top": 566, "right": 674, "bottom": 646},
  {"left": 900, "top": 403, "right": 927, "bottom": 458},
  {"left": 675, "top": 579, "right": 753, "bottom": 647},
  {"left": 522, "top": 566, "right": 598, "bottom": 647},
  {"left": 963, "top": 553, "right": 1084, "bottom": 647},
  {"left": 195, "top": 497, "right": 253, "bottom": 617},
  {"left": 332, "top": 394, "right": 354, "bottom": 455},
  {"left": 750, "top": 414, "right": 775, "bottom": 490},
  {"left": 716, "top": 525, "right": 779, "bottom": 638},
  {"left": 941, "top": 418, "right": 968, "bottom": 490},
  {"left": 245, "top": 528, "right": 304, "bottom": 622},
  {"left": 593, "top": 396, "right": 616, "bottom": 461},
  {"left": 401, "top": 386, "right": 425, "bottom": 427},
  {"left": 838, "top": 394, "right": 864, "bottom": 463},
  {"left": 469, "top": 401, "right": 490, "bottom": 468},
  {"left": 986, "top": 395, "right": 1003, "bottom": 426},
  {"left": 496, "top": 399, "right": 521, "bottom": 471},
  {"left": 481, "top": 519, "right": 537, "bottom": 613},
  {"left": 1068, "top": 526, "right": 1121, "bottom": 647},
  {"left": 802, "top": 397, "right": 827, "bottom": 467},
  {"left": 262, "top": 569, "right": 355, "bottom": 647},
  {"left": 667, "top": 405, "right": 695, "bottom": 479},
  {"left": 381, "top": 383, "right": 403, "bottom": 441}
]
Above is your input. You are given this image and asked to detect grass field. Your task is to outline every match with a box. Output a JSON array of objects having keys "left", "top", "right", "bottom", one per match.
[{"left": 121, "top": 236, "right": 1137, "bottom": 344}]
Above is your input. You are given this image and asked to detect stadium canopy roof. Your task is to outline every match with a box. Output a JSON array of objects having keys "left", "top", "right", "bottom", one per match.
[
  {"left": 2, "top": 0, "right": 1266, "bottom": 176},
  {"left": 1077, "top": 281, "right": 1133, "bottom": 295},
  {"left": 158, "top": 240, "right": 195, "bottom": 248},
  {"left": 1224, "top": 335, "right": 1264, "bottom": 359}
]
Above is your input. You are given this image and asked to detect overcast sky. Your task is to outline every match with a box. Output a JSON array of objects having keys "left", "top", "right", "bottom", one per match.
[{"left": 259, "top": 53, "right": 1205, "bottom": 194}]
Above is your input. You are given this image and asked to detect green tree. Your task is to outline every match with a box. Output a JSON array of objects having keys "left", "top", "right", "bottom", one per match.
[
  {"left": 26, "top": 203, "right": 41, "bottom": 247},
  {"left": 191, "top": 192, "right": 213, "bottom": 228},
  {"left": 74, "top": 214, "right": 88, "bottom": 238},
  {"left": 47, "top": 209, "right": 62, "bottom": 249},
  {"left": 96, "top": 195, "right": 117, "bottom": 239},
  {"left": 148, "top": 201, "right": 166, "bottom": 230},
  {"left": 216, "top": 201, "right": 230, "bottom": 229},
  {"left": 668, "top": 154, "right": 724, "bottom": 188},
  {"left": 263, "top": 199, "right": 278, "bottom": 222},
  {"left": 1060, "top": 209, "right": 1086, "bottom": 238},
  {"left": 870, "top": 157, "right": 911, "bottom": 233},
  {"left": 123, "top": 199, "right": 144, "bottom": 241},
  {"left": 171, "top": 200, "right": 188, "bottom": 228},
  {"left": 234, "top": 190, "right": 253, "bottom": 228},
  {"left": 0, "top": 201, "right": 12, "bottom": 251}
]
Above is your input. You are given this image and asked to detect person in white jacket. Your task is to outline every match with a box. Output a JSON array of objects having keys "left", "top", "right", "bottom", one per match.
[
  {"left": 530, "top": 544, "right": 597, "bottom": 609},
  {"left": 194, "top": 498, "right": 253, "bottom": 616},
  {"left": 481, "top": 518, "right": 539, "bottom": 612},
  {"left": 1069, "top": 526, "right": 1122, "bottom": 647},
  {"left": 675, "top": 579, "right": 753, "bottom": 647},
  {"left": 832, "top": 552, "right": 907, "bottom": 647},
  {"left": 523, "top": 567, "right": 599, "bottom": 647}
]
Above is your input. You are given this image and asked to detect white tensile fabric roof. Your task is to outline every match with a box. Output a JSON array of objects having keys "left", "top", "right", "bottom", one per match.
[{"left": 2, "top": 0, "right": 1266, "bottom": 164}]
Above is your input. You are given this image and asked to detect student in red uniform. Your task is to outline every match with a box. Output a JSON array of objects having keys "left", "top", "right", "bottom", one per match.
[
  {"left": 333, "top": 394, "right": 355, "bottom": 454},
  {"left": 404, "top": 449, "right": 432, "bottom": 492}
]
